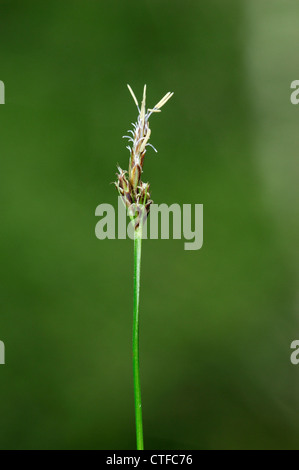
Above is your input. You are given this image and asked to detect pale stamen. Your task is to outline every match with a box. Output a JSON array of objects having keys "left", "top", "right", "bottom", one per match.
[
  {"left": 139, "top": 128, "right": 151, "bottom": 153},
  {"left": 153, "top": 91, "right": 174, "bottom": 111},
  {"left": 127, "top": 84, "right": 140, "bottom": 111},
  {"left": 139, "top": 84, "right": 147, "bottom": 127}
]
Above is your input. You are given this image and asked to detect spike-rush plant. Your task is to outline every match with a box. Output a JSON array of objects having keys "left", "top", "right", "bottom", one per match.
[{"left": 114, "top": 85, "right": 173, "bottom": 450}]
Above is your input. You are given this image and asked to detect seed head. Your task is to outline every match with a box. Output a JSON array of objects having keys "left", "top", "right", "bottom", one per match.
[{"left": 115, "top": 84, "right": 174, "bottom": 227}]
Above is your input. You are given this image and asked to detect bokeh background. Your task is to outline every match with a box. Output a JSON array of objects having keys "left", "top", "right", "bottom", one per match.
[{"left": 0, "top": 0, "right": 298, "bottom": 450}]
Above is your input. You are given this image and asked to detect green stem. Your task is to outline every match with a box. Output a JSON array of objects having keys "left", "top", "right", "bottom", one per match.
[{"left": 133, "top": 226, "right": 144, "bottom": 450}]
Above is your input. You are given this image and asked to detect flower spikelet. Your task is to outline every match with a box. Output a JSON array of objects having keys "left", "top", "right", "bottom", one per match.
[{"left": 115, "top": 84, "right": 173, "bottom": 227}]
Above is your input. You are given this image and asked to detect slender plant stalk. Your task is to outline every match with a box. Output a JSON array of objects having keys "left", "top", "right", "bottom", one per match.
[
  {"left": 133, "top": 226, "right": 144, "bottom": 450},
  {"left": 114, "top": 84, "right": 173, "bottom": 450}
]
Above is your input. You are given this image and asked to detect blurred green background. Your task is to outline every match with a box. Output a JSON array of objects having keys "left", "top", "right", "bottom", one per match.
[{"left": 0, "top": 0, "right": 298, "bottom": 450}]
